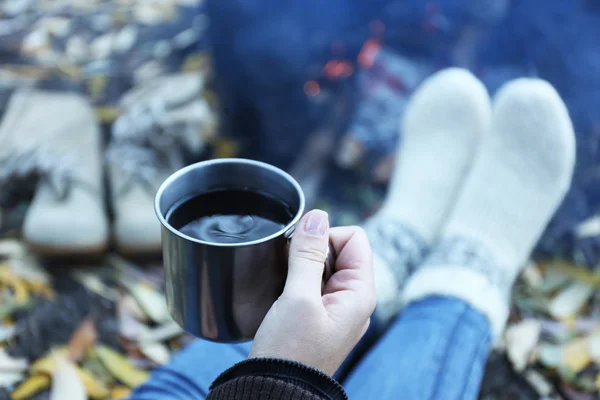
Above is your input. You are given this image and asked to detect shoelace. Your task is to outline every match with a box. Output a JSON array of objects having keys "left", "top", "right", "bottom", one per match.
[
  {"left": 0, "top": 145, "right": 95, "bottom": 201},
  {"left": 106, "top": 101, "right": 185, "bottom": 197}
]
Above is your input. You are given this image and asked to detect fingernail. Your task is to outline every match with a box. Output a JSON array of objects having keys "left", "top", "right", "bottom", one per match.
[{"left": 303, "top": 210, "right": 328, "bottom": 237}]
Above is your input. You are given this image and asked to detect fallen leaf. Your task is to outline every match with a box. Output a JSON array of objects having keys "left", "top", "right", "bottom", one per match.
[
  {"left": 0, "top": 372, "right": 24, "bottom": 387},
  {"left": 548, "top": 283, "right": 594, "bottom": 320},
  {"left": 106, "top": 255, "right": 149, "bottom": 285},
  {"left": 68, "top": 318, "right": 97, "bottom": 362},
  {"left": 82, "top": 353, "right": 115, "bottom": 386},
  {"left": 118, "top": 299, "right": 143, "bottom": 340},
  {"left": 544, "top": 262, "right": 600, "bottom": 288},
  {"left": 0, "top": 348, "right": 28, "bottom": 372},
  {"left": 139, "top": 340, "right": 170, "bottom": 365},
  {"left": 0, "top": 299, "right": 36, "bottom": 320},
  {"left": 0, "top": 240, "right": 26, "bottom": 258},
  {"left": 24, "top": 281, "right": 55, "bottom": 300},
  {"left": 95, "top": 345, "right": 149, "bottom": 388},
  {"left": 522, "top": 262, "right": 543, "bottom": 288},
  {"left": 588, "top": 332, "right": 600, "bottom": 362},
  {"left": 138, "top": 320, "right": 182, "bottom": 343},
  {"left": 31, "top": 347, "right": 68, "bottom": 371},
  {"left": 72, "top": 271, "right": 119, "bottom": 301},
  {"left": 524, "top": 370, "right": 554, "bottom": 397},
  {"left": 50, "top": 355, "right": 86, "bottom": 400},
  {"left": 121, "top": 294, "right": 148, "bottom": 322},
  {"left": 563, "top": 338, "right": 592, "bottom": 374},
  {"left": 8, "top": 255, "right": 50, "bottom": 284},
  {"left": 0, "top": 327, "right": 15, "bottom": 346},
  {"left": 537, "top": 270, "right": 570, "bottom": 293},
  {"left": 505, "top": 319, "right": 541, "bottom": 372},
  {"left": 539, "top": 343, "right": 562, "bottom": 368},
  {"left": 111, "top": 386, "right": 132, "bottom": 400},
  {"left": 0, "top": 266, "right": 29, "bottom": 304},
  {"left": 540, "top": 319, "right": 598, "bottom": 341},
  {"left": 126, "top": 282, "right": 170, "bottom": 324},
  {"left": 10, "top": 374, "right": 50, "bottom": 400},
  {"left": 561, "top": 383, "right": 597, "bottom": 400},
  {"left": 32, "top": 349, "right": 110, "bottom": 399}
]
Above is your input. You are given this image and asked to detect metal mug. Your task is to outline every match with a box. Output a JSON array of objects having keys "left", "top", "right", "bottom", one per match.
[{"left": 155, "top": 158, "right": 334, "bottom": 342}]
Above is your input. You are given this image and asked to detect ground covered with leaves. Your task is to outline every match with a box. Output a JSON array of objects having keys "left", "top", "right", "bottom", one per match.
[
  {"left": 0, "top": 244, "right": 194, "bottom": 400},
  {"left": 0, "top": 239, "right": 598, "bottom": 400}
]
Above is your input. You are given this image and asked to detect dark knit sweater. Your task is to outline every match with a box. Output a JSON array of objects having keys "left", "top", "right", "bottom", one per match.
[{"left": 207, "top": 358, "right": 347, "bottom": 400}]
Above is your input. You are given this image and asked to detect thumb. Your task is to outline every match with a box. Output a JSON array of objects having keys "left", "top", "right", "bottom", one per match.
[{"left": 284, "top": 210, "right": 330, "bottom": 299}]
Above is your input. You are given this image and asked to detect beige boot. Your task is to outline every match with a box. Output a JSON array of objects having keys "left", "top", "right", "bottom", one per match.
[
  {"left": 107, "top": 73, "right": 214, "bottom": 255},
  {"left": 0, "top": 90, "right": 109, "bottom": 256}
]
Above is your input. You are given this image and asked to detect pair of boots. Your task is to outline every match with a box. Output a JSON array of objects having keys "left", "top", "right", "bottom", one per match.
[
  {"left": 0, "top": 73, "right": 214, "bottom": 257},
  {"left": 365, "top": 68, "right": 576, "bottom": 338}
]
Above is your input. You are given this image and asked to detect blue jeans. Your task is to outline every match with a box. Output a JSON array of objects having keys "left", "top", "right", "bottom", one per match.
[{"left": 131, "top": 296, "right": 491, "bottom": 400}]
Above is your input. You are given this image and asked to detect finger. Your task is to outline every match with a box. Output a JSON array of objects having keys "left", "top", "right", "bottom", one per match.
[
  {"left": 329, "top": 226, "right": 373, "bottom": 275},
  {"left": 324, "top": 226, "right": 375, "bottom": 298},
  {"left": 284, "top": 210, "right": 330, "bottom": 299}
]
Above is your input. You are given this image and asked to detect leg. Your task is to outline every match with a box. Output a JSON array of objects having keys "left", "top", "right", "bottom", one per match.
[
  {"left": 362, "top": 68, "right": 491, "bottom": 325},
  {"left": 130, "top": 340, "right": 251, "bottom": 400},
  {"left": 347, "top": 79, "right": 575, "bottom": 399},
  {"left": 344, "top": 296, "right": 490, "bottom": 400},
  {"left": 336, "top": 68, "right": 490, "bottom": 379}
]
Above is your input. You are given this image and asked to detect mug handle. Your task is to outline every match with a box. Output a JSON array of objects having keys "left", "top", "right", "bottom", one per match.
[{"left": 285, "top": 228, "right": 337, "bottom": 292}]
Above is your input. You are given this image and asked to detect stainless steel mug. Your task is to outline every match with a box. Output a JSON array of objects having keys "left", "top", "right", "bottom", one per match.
[{"left": 155, "top": 158, "right": 333, "bottom": 342}]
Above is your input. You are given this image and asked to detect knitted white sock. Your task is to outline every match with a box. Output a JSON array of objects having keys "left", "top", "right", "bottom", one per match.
[
  {"left": 402, "top": 79, "right": 576, "bottom": 338},
  {"left": 364, "top": 68, "right": 491, "bottom": 323}
]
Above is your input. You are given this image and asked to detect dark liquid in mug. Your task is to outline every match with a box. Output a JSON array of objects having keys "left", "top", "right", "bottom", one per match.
[{"left": 167, "top": 189, "right": 294, "bottom": 244}]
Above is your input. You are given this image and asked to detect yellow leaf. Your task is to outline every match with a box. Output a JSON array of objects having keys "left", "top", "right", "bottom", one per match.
[
  {"left": 596, "top": 373, "right": 600, "bottom": 391},
  {"left": 76, "top": 368, "right": 110, "bottom": 399},
  {"left": 214, "top": 138, "right": 239, "bottom": 159},
  {"left": 126, "top": 283, "right": 170, "bottom": 324},
  {"left": 563, "top": 338, "right": 592, "bottom": 373},
  {"left": 96, "top": 106, "right": 120, "bottom": 123},
  {"left": 31, "top": 349, "right": 109, "bottom": 399},
  {"left": 31, "top": 347, "right": 68, "bottom": 372},
  {"left": 0, "top": 267, "right": 29, "bottom": 304},
  {"left": 11, "top": 374, "right": 50, "bottom": 400},
  {"left": 110, "top": 386, "right": 132, "bottom": 400},
  {"left": 95, "top": 345, "right": 149, "bottom": 388},
  {"left": 543, "top": 261, "right": 600, "bottom": 288},
  {"left": 25, "top": 281, "right": 55, "bottom": 300}
]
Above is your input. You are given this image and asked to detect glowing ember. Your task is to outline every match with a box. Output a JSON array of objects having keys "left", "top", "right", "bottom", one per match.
[
  {"left": 323, "top": 60, "right": 354, "bottom": 79},
  {"left": 358, "top": 39, "right": 381, "bottom": 69},
  {"left": 337, "top": 61, "right": 353, "bottom": 77},
  {"left": 304, "top": 80, "right": 320, "bottom": 96},
  {"left": 324, "top": 61, "right": 338, "bottom": 78}
]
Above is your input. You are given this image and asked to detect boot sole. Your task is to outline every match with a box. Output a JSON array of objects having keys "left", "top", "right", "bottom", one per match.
[
  {"left": 26, "top": 241, "right": 109, "bottom": 258},
  {"left": 116, "top": 243, "right": 162, "bottom": 258}
]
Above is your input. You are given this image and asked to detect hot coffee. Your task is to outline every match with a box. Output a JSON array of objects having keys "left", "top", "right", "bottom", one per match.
[{"left": 166, "top": 189, "right": 294, "bottom": 244}]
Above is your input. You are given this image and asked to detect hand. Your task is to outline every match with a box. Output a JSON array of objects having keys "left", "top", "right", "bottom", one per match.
[{"left": 249, "top": 209, "right": 376, "bottom": 375}]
